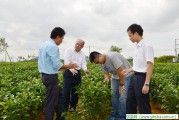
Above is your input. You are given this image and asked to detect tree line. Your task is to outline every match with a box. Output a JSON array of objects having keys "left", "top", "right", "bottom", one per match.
[{"left": 1, "top": 37, "right": 177, "bottom": 63}]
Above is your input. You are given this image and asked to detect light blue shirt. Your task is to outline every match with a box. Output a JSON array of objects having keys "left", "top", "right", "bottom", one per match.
[{"left": 38, "top": 39, "right": 63, "bottom": 74}]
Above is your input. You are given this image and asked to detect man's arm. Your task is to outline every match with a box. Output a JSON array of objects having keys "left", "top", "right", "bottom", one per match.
[
  {"left": 117, "top": 66, "right": 127, "bottom": 93},
  {"left": 145, "top": 61, "right": 153, "bottom": 84},
  {"left": 121, "top": 67, "right": 133, "bottom": 76},
  {"left": 59, "top": 64, "right": 77, "bottom": 71},
  {"left": 81, "top": 53, "right": 87, "bottom": 71},
  {"left": 142, "top": 61, "right": 153, "bottom": 94},
  {"left": 103, "top": 71, "right": 110, "bottom": 83},
  {"left": 142, "top": 44, "right": 154, "bottom": 94},
  {"left": 117, "top": 66, "right": 125, "bottom": 86},
  {"left": 62, "top": 48, "right": 79, "bottom": 74},
  {"left": 48, "top": 46, "right": 63, "bottom": 71}
]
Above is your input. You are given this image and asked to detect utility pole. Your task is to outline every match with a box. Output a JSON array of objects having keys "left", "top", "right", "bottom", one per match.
[
  {"left": 5, "top": 45, "right": 6, "bottom": 62},
  {"left": 3, "top": 44, "right": 11, "bottom": 62},
  {"left": 175, "top": 39, "right": 179, "bottom": 57},
  {"left": 5, "top": 48, "right": 11, "bottom": 62}
]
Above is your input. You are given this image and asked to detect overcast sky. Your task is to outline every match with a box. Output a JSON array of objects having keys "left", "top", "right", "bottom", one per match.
[{"left": 0, "top": 0, "right": 179, "bottom": 62}]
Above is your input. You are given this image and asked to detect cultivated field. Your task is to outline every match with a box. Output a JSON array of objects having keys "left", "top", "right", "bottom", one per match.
[{"left": 0, "top": 62, "right": 178, "bottom": 120}]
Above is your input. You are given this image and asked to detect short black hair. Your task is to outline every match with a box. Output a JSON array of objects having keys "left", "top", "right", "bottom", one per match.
[
  {"left": 50, "top": 27, "right": 65, "bottom": 39},
  {"left": 127, "top": 24, "right": 143, "bottom": 36},
  {"left": 89, "top": 51, "right": 101, "bottom": 63}
]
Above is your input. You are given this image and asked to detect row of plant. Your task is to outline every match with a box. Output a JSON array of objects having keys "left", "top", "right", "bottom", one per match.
[
  {"left": 63, "top": 63, "right": 112, "bottom": 120},
  {"left": 151, "top": 63, "right": 179, "bottom": 114},
  {"left": 0, "top": 62, "right": 45, "bottom": 120},
  {"left": 0, "top": 62, "right": 112, "bottom": 120},
  {"left": 66, "top": 63, "right": 179, "bottom": 119},
  {"left": 0, "top": 62, "right": 178, "bottom": 120}
]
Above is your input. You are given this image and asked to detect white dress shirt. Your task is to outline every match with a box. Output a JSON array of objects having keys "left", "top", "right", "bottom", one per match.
[
  {"left": 64, "top": 47, "right": 87, "bottom": 71},
  {"left": 133, "top": 39, "right": 154, "bottom": 72}
]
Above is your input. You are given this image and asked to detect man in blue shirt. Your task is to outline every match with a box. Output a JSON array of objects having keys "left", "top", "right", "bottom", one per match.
[{"left": 38, "top": 27, "right": 77, "bottom": 120}]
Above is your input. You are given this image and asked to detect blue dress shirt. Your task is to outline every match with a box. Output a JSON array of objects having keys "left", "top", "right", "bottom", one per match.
[{"left": 38, "top": 39, "right": 63, "bottom": 74}]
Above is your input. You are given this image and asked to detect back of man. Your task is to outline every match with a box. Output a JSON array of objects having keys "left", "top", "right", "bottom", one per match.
[
  {"left": 38, "top": 27, "right": 77, "bottom": 120},
  {"left": 101, "top": 52, "right": 131, "bottom": 78},
  {"left": 38, "top": 40, "right": 62, "bottom": 74}
]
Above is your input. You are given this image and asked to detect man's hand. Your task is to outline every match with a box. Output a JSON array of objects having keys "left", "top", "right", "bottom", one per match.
[
  {"left": 121, "top": 69, "right": 129, "bottom": 76},
  {"left": 142, "top": 84, "right": 149, "bottom": 94},
  {"left": 59, "top": 63, "right": 78, "bottom": 71},
  {"left": 68, "top": 63, "right": 78, "bottom": 69},
  {"left": 119, "top": 85, "right": 126, "bottom": 94},
  {"left": 70, "top": 69, "right": 78, "bottom": 75},
  {"left": 84, "top": 70, "right": 91, "bottom": 75},
  {"left": 103, "top": 78, "right": 109, "bottom": 83}
]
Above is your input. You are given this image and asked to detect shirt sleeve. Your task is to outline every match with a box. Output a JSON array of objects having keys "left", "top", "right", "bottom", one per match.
[
  {"left": 81, "top": 53, "right": 87, "bottom": 71},
  {"left": 146, "top": 45, "right": 154, "bottom": 64},
  {"left": 64, "top": 48, "right": 72, "bottom": 65},
  {"left": 110, "top": 54, "right": 123, "bottom": 69},
  {"left": 64, "top": 48, "right": 74, "bottom": 71},
  {"left": 47, "top": 46, "right": 63, "bottom": 71}
]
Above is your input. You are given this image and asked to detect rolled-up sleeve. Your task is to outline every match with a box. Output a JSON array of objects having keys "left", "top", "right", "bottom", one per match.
[
  {"left": 81, "top": 54, "right": 87, "bottom": 71},
  {"left": 146, "top": 45, "right": 154, "bottom": 64}
]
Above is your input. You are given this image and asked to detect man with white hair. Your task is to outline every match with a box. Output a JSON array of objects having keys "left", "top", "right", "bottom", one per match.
[{"left": 62, "top": 39, "right": 90, "bottom": 112}]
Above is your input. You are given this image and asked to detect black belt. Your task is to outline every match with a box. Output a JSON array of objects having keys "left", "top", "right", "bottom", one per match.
[{"left": 134, "top": 71, "right": 146, "bottom": 75}]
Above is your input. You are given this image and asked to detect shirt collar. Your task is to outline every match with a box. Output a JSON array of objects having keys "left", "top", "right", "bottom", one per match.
[
  {"left": 73, "top": 47, "right": 82, "bottom": 53},
  {"left": 50, "top": 39, "right": 56, "bottom": 45},
  {"left": 136, "top": 39, "right": 144, "bottom": 47}
]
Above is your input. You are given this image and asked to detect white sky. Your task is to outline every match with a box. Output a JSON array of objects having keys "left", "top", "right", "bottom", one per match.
[{"left": 0, "top": 0, "right": 179, "bottom": 62}]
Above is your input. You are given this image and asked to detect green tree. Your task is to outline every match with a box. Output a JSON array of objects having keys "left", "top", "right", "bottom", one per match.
[
  {"left": 0, "top": 37, "right": 8, "bottom": 54},
  {"left": 0, "top": 37, "right": 11, "bottom": 62},
  {"left": 155, "top": 55, "right": 175, "bottom": 63},
  {"left": 109, "top": 45, "right": 122, "bottom": 53}
]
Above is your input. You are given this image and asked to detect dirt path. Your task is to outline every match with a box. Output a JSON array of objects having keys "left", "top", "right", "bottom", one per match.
[
  {"left": 151, "top": 102, "right": 168, "bottom": 114},
  {"left": 37, "top": 112, "right": 45, "bottom": 120}
]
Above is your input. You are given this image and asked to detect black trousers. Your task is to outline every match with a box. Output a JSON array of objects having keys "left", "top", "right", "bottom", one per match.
[
  {"left": 126, "top": 73, "right": 151, "bottom": 119},
  {"left": 62, "top": 70, "right": 81, "bottom": 111},
  {"left": 42, "top": 73, "right": 64, "bottom": 120}
]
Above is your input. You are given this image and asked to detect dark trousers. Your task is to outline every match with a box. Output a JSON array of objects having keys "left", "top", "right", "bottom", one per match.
[
  {"left": 62, "top": 70, "right": 81, "bottom": 111},
  {"left": 126, "top": 74, "right": 151, "bottom": 119},
  {"left": 42, "top": 73, "right": 64, "bottom": 120}
]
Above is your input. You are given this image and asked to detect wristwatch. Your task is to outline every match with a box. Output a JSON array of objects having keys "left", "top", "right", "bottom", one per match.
[{"left": 144, "top": 83, "right": 149, "bottom": 87}]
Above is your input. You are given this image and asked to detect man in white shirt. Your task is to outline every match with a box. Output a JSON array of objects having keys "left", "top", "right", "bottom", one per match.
[
  {"left": 122, "top": 24, "right": 154, "bottom": 116},
  {"left": 62, "top": 39, "right": 90, "bottom": 112}
]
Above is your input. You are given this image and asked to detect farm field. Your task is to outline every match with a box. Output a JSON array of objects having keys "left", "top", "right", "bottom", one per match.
[{"left": 0, "top": 62, "right": 179, "bottom": 120}]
